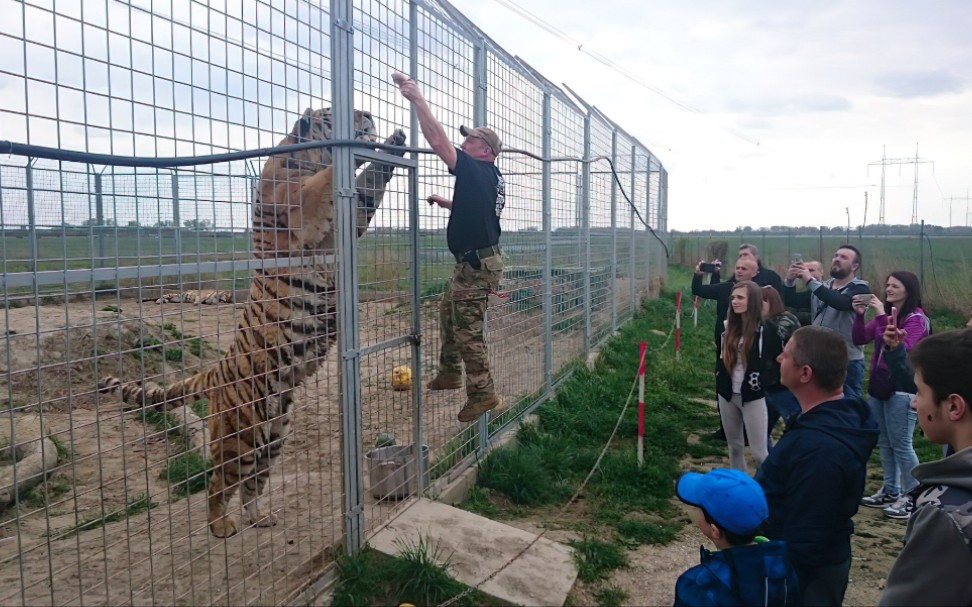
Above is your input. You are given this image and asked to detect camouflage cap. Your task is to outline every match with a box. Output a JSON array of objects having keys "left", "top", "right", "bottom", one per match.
[{"left": 459, "top": 125, "right": 502, "bottom": 156}]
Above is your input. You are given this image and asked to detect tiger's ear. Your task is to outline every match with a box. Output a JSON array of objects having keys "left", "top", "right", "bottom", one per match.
[{"left": 298, "top": 108, "right": 314, "bottom": 137}]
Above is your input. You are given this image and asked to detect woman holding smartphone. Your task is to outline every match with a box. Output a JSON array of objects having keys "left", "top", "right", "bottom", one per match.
[
  {"left": 852, "top": 270, "right": 930, "bottom": 519},
  {"left": 716, "top": 280, "right": 769, "bottom": 472}
]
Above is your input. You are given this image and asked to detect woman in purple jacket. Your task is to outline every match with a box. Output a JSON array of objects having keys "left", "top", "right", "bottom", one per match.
[{"left": 852, "top": 270, "right": 930, "bottom": 520}]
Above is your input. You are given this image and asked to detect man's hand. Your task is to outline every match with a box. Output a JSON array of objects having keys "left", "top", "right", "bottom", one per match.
[
  {"left": 695, "top": 260, "right": 705, "bottom": 275},
  {"left": 788, "top": 262, "right": 811, "bottom": 283},
  {"left": 427, "top": 194, "right": 452, "bottom": 210},
  {"left": 392, "top": 72, "right": 423, "bottom": 103},
  {"left": 391, "top": 72, "right": 456, "bottom": 170}
]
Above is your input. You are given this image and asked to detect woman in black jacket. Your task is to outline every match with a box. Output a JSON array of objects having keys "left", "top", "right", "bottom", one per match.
[{"left": 716, "top": 280, "right": 769, "bottom": 471}]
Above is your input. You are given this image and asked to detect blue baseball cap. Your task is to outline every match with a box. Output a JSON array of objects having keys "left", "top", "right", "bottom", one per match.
[{"left": 676, "top": 468, "right": 768, "bottom": 536}]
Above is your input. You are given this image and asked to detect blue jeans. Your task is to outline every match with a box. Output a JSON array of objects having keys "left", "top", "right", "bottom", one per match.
[
  {"left": 766, "top": 388, "right": 802, "bottom": 432},
  {"left": 868, "top": 392, "right": 920, "bottom": 495},
  {"left": 844, "top": 359, "right": 865, "bottom": 400}
]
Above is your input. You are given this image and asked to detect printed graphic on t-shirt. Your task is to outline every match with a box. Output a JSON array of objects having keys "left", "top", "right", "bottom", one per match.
[{"left": 495, "top": 174, "right": 506, "bottom": 218}]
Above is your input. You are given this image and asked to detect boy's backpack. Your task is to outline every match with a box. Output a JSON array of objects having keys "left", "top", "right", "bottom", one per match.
[{"left": 675, "top": 540, "right": 800, "bottom": 607}]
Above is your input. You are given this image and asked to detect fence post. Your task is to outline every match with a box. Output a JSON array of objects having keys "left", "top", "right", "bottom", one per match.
[
  {"left": 25, "top": 160, "right": 38, "bottom": 276},
  {"left": 818, "top": 226, "right": 824, "bottom": 263},
  {"left": 407, "top": 0, "right": 426, "bottom": 492},
  {"left": 472, "top": 37, "right": 490, "bottom": 453},
  {"left": 331, "top": 0, "right": 365, "bottom": 555},
  {"left": 919, "top": 220, "right": 925, "bottom": 290},
  {"left": 171, "top": 172, "right": 181, "bottom": 262},
  {"left": 94, "top": 172, "right": 105, "bottom": 268},
  {"left": 542, "top": 91, "right": 553, "bottom": 395},
  {"left": 610, "top": 128, "right": 618, "bottom": 333},
  {"left": 645, "top": 154, "right": 652, "bottom": 297},
  {"left": 660, "top": 166, "right": 668, "bottom": 283},
  {"left": 629, "top": 145, "right": 637, "bottom": 314},
  {"left": 582, "top": 112, "right": 592, "bottom": 358}
]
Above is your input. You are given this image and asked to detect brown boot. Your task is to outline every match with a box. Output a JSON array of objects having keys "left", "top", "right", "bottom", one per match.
[
  {"left": 427, "top": 373, "right": 463, "bottom": 391},
  {"left": 457, "top": 394, "right": 504, "bottom": 422}
]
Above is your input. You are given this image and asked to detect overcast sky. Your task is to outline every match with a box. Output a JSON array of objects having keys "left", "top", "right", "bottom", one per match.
[{"left": 448, "top": 0, "right": 972, "bottom": 231}]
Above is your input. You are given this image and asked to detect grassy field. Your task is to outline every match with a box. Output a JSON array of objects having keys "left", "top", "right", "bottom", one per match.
[
  {"left": 0, "top": 228, "right": 656, "bottom": 300},
  {"left": 671, "top": 233, "right": 972, "bottom": 312}
]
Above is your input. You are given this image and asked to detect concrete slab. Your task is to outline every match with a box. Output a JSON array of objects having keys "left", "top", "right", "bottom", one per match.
[{"left": 370, "top": 498, "right": 577, "bottom": 607}]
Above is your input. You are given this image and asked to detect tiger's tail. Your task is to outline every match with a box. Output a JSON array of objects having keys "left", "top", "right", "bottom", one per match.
[{"left": 97, "top": 373, "right": 204, "bottom": 413}]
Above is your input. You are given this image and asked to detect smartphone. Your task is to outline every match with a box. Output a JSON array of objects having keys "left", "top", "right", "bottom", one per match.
[
  {"left": 891, "top": 306, "right": 899, "bottom": 326},
  {"left": 790, "top": 253, "right": 803, "bottom": 264},
  {"left": 700, "top": 262, "right": 719, "bottom": 273}
]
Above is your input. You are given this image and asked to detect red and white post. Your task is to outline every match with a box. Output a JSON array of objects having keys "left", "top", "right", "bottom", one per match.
[
  {"left": 638, "top": 341, "right": 647, "bottom": 467},
  {"left": 675, "top": 290, "right": 683, "bottom": 361},
  {"left": 693, "top": 295, "right": 700, "bottom": 328}
]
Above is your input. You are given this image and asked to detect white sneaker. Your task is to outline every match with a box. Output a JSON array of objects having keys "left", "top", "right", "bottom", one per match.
[
  {"left": 861, "top": 488, "right": 899, "bottom": 508},
  {"left": 884, "top": 495, "right": 914, "bottom": 520}
]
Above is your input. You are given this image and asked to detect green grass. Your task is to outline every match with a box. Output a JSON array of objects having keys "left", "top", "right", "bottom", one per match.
[
  {"left": 568, "top": 537, "right": 628, "bottom": 582},
  {"left": 162, "top": 451, "right": 211, "bottom": 496},
  {"left": 100, "top": 305, "right": 121, "bottom": 313},
  {"left": 191, "top": 399, "right": 209, "bottom": 418},
  {"left": 187, "top": 337, "right": 207, "bottom": 358},
  {"left": 593, "top": 585, "right": 629, "bottom": 607},
  {"left": 331, "top": 542, "right": 498, "bottom": 607},
  {"left": 48, "top": 494, "right": 157, "bottom": 539},
  {"left": 429, "top": 425, "right": 480, "bottom": 481},
  {"left": 614, "top": 518, "right": 681, "bottom": 548},
  {"left": 164, "top": 348, "right": 184, "bottom": 362},
  {"left": 9, "top": 476, "right": 72, "bottom": 511},
  {"left": 163, "top": 323, "right": 184, "bottom": 339}
]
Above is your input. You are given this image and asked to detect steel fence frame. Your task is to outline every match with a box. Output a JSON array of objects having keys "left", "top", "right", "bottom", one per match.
[{"left": 0, "top": 0, "right": 668, "bottom": 604}]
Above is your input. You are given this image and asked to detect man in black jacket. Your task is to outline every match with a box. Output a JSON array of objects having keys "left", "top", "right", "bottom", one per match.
[
  {"left": 738, "top": 243, "right": 783, "bottom": 292},
  {"left": 756, "top": 326, "right": 878, "bottom": 606}
]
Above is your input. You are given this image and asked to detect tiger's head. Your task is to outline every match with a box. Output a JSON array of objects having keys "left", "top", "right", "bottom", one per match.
[{"left": 283, "top": 107, "right": 378, "bottom": 170}]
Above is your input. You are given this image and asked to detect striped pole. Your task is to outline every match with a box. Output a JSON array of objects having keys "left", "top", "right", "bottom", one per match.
[
  {"left": 675, "top": 290, "right": 682, "bottom": 361},
  {"left": 638, "top": 341, "right": 647, "bottom": 467},
  {"left": 693, "top": 295, "right": 699, "bottom": 328}
]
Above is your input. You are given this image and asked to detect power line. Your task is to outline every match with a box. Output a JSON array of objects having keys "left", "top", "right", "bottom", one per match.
[
  {"left": 867, "top": 143, "right": 933, "bottom": 225},
  {"left": 483, "top": 0, "right": 767, "bottom": 150}
]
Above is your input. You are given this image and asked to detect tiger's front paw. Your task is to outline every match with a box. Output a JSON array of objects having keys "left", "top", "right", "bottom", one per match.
[
  {"left": 210, "top": 516, "right": 239, "bottom": 538},
  {"left": 385, "top": 129, "right": 407, "bottom": 154},
  {"left": 246, "top": 508, "right": 278, "bottom": 528}
]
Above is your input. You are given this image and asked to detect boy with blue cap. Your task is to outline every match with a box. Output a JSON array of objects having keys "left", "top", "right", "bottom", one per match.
[{"left": 674, "top": 468, "right": 799, "bottom": 606}]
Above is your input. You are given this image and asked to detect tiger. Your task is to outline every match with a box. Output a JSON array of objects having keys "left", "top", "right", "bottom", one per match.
[
  {"left": 155, "top": 290, "right": 234, "bottom": 305},
  {"left": 100, "top": 107, "right": 408, "bottom": 537}
]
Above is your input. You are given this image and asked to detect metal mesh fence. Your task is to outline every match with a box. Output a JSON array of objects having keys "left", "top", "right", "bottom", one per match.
[{"left": 0, "top": 0, "right": 668, "bottom": 605}]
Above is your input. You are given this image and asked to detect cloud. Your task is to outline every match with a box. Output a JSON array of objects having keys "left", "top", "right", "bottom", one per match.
[
  {"left": 722, "top": 93, "right": 852, "bottom": 117},
  {"left": 874, "top": 70, "right": 965, "bottom": 98}
]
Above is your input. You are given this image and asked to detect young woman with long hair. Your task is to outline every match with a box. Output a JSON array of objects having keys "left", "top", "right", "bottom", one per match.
[
  {"left": 760, "top": 286, "right": 802, "bottom": 446},
  {"left": 716, "top": 280, "right": 769, "bottom": 471},
  {"left": 853, "top": 270, "right": 930, "bottom": 519}
]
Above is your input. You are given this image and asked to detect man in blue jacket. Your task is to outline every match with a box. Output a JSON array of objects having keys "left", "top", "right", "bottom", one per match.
[{"left": 756, "top": 326, "right": 878, "bottom": 606}]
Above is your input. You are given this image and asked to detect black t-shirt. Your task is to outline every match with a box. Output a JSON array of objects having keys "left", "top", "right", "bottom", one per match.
[{"left": 446, "top": 149, "right": 505, "bottom": 255}]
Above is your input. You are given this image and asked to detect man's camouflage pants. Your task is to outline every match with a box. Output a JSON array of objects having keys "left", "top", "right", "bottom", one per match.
[{"left": 437, "top": 254, "right": 503, "bottom": 403}]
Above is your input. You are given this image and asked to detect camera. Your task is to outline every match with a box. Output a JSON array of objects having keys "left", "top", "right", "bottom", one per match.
[
  {"left": 699, "top": 262, "right": 719, "bottom": 273},
  {"left": 790, "top": 253, "right": 803, "bottom": 264}
]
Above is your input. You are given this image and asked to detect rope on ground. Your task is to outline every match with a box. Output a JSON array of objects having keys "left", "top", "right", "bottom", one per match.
[{"left": 436, "top": 346, "right": 648, "bottom": 607}]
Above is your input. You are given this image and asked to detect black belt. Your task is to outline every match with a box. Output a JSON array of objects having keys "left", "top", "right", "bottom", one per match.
[{"left": 454, "top": 245, "right": 501, "bottom": 265}]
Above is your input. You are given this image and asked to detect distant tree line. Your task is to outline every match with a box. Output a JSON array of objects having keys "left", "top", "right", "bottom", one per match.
[{"left": 671, "top": 224, "right": 972, "bottom": 237}]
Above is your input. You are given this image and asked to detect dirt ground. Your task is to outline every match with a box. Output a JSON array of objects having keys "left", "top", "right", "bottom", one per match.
[{"left": 0, "top": 276, "right": 644, "bottom": 606}]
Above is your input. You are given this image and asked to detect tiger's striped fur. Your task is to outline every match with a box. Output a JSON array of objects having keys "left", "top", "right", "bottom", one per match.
[
  {"left": 100, "top": 107, "right": 407, "bottom": 537},
  {"left": 155, "top": 290, "right": 234, "bottom": 305}
]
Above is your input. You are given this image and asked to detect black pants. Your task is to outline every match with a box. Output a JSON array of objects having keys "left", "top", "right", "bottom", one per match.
[{"left": 799, "top": 558, "right": 851, "bottom": 607}]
